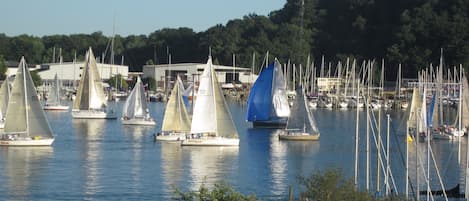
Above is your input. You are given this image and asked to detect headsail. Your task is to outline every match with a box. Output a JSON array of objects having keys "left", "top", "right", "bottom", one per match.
[
  {"left": 122, "top": 76, "right": 149, "bottom": 119},
  {"left": 162, "top": 76, "right": 191, "bottom": 132},
  {"left": 73, "top": 47, "right": 107, "bottom": 111},
  {"left": 46, "top": 73, "right": 61, "bottom": 106},
  {"left": 4, "top": 57, "right": 53, "bottom": 138},
  {"left": 190, "top": 56, "right": 238, "bottom": 138},
  {"left": 286, "top": 86, "right": 319, "bottom": 135},
  {"left": 0, "top": 78, "right": 10, "bottom": 120},
  {"left": 407, "top": 87, "right": 422, "bottom": 128}
]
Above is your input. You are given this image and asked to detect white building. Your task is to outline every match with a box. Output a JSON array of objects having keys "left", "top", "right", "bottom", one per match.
[
  {"left": 6, "top": 60, "right": 128, "bottom": 83},
  {"left": 143, "top": 63, "right": 257, "bottom": 90}
]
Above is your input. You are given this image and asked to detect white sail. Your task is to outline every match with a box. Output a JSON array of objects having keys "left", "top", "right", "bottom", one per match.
[
  {"left": 4, "top": 57, "right": 53, "bottom": 138},
  {"left": 418, "top": 87, "right": 427, "bottom": 133},
  {"left": 461, "top": 76, "right": 469, "bottom": 126},
  {"left": 122, "top": 76, "right": 149, "bottom": 119},
  {"left": 286, "top": 86, "right": 319, "bottom": 135},
  {"left": 73, "top": 47, "right": 107, "bottom": 111},
  {"left": 272, "top": 59, "right": 290, "bottom": 117},
  {"left": 190, "top": 57, "right": 217, "bottom": 134},
  {"left": 161, "top": 76, "right": 191, "bottom": 132},
  {"left": 190, "top": 56, "right": 238, "bottom": 138},
  {"left": 0, "top": 78, "right": 10, "bottom": 120},
  {"left": 46, "top": 74, "right": 61, "bottom": 106}
]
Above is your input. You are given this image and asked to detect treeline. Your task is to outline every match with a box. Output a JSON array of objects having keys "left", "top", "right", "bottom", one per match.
[{"left": 1, "top": 0, "right": 468, "bottom": 80}]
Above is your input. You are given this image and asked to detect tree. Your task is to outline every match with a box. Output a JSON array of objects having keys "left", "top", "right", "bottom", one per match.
[
  {"left": 173, "top": 182, "right": 258, "bottom": 201},
  {"left": 108, "top": 74, "right": 128, "bottom": 91},
  {"left": 0, "top": 55, "right": 7, "bottom": 80},
  {"left": 142, "top": 77, "right": 157, "bottom": 92},
  {"left": 30, "top": 70, "right": 42, "bottom": 87}
]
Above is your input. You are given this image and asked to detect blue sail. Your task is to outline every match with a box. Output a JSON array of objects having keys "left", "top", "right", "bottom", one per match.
[
  {"left": 427, "top": 93, "right": 436, "bottom": 127},
  {"left": 246, "top": 63, "right": 274, "bottom": 121}
]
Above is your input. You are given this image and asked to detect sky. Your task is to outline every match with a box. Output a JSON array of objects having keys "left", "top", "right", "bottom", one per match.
[{"left": 1, "top": 0, "right": 286, "bottom": 37}]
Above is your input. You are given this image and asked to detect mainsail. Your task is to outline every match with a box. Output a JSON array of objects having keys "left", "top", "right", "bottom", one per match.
[
  {"left": 161, "top": 76, "right": 191, "bottom": 132},
  {"left": 190, "top": 56, "right": 238, "bottom": 138},
  {"left": 286, "top": 86, "right": 319, "bottom": 135},
  {"left": 4, "top": 57, "right": 53, "bottom": 138},
  {"left": 73, "top": 47, "right": 107, "bottom": 111},
  {"left": 0, "top": 78, "right": 10, "bottom": 120},
  {"left": 122, "top": 76, "right": 149, "bottom": 119}
]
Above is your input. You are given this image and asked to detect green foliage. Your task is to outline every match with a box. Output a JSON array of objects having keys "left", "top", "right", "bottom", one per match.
[
  {"left": 142, "top": 77, "right": 157, "bottom": 92},
  {"left": 173, "top": 182, "right": 258, "bottom": 201},
  {"left": 298, "top": 168, "right": 373, "bottom": 201},
  {"left": 0, "top": 55, "right": 7, "bottom": 80},
  {"left": 0, "top": 0, "right": 468, "bottom": 79},
  {"left": 30, "top": 70, "right": 42, "bottom": 87},
  {"left": 108, "top": 74, "right": 128, "bottom": 91}
]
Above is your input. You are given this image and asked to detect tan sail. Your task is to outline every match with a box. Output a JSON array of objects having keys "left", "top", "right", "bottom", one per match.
[
  {"left": 407, "top": 87, "right": 422, "bottom": 128},
  {"left": 73, "top": 47, "right": 107, "bottom": 110},
  {"left": 4, "top": 57, "right": 53, "bottom": 138},
  {"left": 161, "top": 77, "right": 191, "bottom": 132}
]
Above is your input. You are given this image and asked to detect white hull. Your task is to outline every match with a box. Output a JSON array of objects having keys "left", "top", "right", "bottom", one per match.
[
  {"left": 0, "top": 138, "right": 54, "bottom": 146},
  {"left": 182, "top": 137, "right": 239, "bottom": 146},
  {"left": 0, "top": 121, "right": 4, "bottom": 129},
  {"left": 72, "top": 110, "right": 117, "bottom": 119},
  {"left": 155, "top": 132, "right": 186, "bottom": 141},
  {"left": 122, "top": 118, "right": 156, "bottom": 126},
  {"left": 44, "top": 105, "right": 70, "bottom": 111},
  {"left": 339, "top": 102, "right": 348, "bottom": 109}
]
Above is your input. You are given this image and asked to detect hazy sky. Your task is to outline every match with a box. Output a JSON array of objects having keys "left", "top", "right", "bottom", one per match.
[{"left": 1, "top": 0, "right": 285, "bottom": 37}]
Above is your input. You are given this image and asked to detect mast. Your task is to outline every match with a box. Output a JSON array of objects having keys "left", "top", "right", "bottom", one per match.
[{"left": 354, "top": 77, "right": 360, "bottom": 188}]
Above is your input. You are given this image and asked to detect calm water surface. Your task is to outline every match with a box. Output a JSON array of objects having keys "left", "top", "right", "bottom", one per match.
[{"left": 0, "top": 100, "right": 467, "bottom": 200}]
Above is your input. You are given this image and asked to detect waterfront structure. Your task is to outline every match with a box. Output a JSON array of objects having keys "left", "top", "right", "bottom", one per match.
[{"left": 143, "top": 62, "right": 256, "bottom": 92}]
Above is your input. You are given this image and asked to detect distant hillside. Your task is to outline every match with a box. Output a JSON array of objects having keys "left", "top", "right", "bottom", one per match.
[{"left": 0, "top": 0, "right": 468, "bottom": 79}]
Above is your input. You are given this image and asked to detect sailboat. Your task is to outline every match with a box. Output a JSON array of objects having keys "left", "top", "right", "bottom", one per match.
[
  {"left": 0, "top": 78, "right": 10, "bottom": 129},
  {"left": 44, "top": 73, "right": 69, "bottom": 110},
  {"left": 155, "top": 76, "right": 191, "bottom": 141},
  {"left": 279, "top": 85, "right": 320, "bottom": 140},
  {"left": 0, "top": 57, "right": 54, "bottom": 146},
  {"left": 445, "top": 75, "right": 469, "bottom": 137},
  {"left": 121, "top": 76, "right": 155, "bottom": 125},
  {"left": 182, "top": 56, "right": 239, "bottom": 146},
  {"left": 72, "top": 47, "right": 116, "bottom": 119},
  {"left": 246, "top": 59, "right": 290, "bottom": 128}
]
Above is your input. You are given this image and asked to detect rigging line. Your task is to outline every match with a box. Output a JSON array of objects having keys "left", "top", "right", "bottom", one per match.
[
  {"left": 414, "top": 139, "right": 436, "bottom": 201},
  {"left": 390, "top": 120, "right": 417, "bottom": 199},
  {"left": 427, "top": 142, "right": 449, "bottom": 201},
  {"left": 368, "top": 108, "right": 399, "bottom": 194}
]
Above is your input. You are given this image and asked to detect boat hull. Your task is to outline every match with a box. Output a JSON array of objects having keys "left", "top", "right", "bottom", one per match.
[
  {"left": 252, "top": 120, "right": 287, "bottom": 128},
  {"left": 44, "top": 105, "right": 70, "bottom": 111},
  {"left": 155, "top": 132, "right": 186, "bottom": 141},
  {"left": 278, "top": 132, "right": 320, "bottom": 141},
  {"left": 72, "top": 110, "right": 117, "bottom": 119},
  {"left": 0, "top": 138, "right": 54, "bottom": 146},
  {"left": 122, "top": 118, "right": 156, "bottom": 126},
  {"left": 181, "top": 137, "right": 239, "bottom": 146}
]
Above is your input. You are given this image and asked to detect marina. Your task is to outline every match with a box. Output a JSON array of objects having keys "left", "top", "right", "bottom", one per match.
[{"left": 0, "top": 99, "right": 467, "bottom": 200}]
